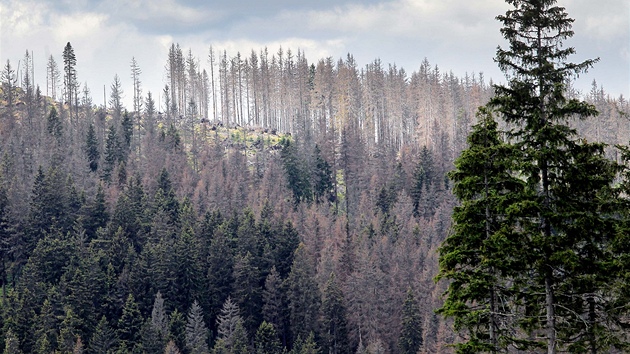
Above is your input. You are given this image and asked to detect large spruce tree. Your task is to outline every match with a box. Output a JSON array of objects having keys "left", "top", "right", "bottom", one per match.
[{"left": 439, "top": 1, "right": 627, "bottom": 353}]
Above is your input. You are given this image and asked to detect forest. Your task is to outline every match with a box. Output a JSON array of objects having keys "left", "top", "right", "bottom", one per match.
[{"left": 0, "top": 1, "right": 629, "bottom": 353}]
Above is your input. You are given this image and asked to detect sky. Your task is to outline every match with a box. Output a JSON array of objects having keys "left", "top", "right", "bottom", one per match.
[{"left": 1, "top": 0, "right": 628, "bottom": 109}]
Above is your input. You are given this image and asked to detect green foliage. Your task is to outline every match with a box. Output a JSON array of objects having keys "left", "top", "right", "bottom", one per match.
[
  {"left": 168, "top": 310, "right": 186, "bottom": 354},
  {"left": 321, "top": 273, "right": 349, "bottom": 354},
  {"left": 121, "top": 110, "right": 133, "bottom": 151},
  {"left": 285, "top": 244, "right": 320, "bottom": 346},
  {"left": 398, "top": 289, "right": 422, "bottom": 354},
  {"left": 102, "top": 126, "right": 122, "bottom": 183},
  {"left": 280, "top": 138, "right": 312, "bottom": 205},
  {"left": 231, "top": 251, "right": 262, "bottom": 335},
  {"left": 438, "top": 1, "right": 628, "bottom": 353},
  {"left": 47, "top": 106, "right": 63, "bottom": 139},
  {"left": 312, "top": 145, "right": 334, "bottom": 204},
  {"left": 290, "top": 333, "right": 319, "bottom": 354},
  {"left": 81, "top": 184, "right": 108, "bottom": 240},
  {"left": 85, "top": 123, "right": 100, "bottom": 172},
  {"left": 411, "top": 146, "right": 435, "bottom": 217},
  {"left": 117, "top": 294, "right": 143, "bottom": 350},
  {"left": 437, "top": 109, "right": 524, "bottom": 353},
  {"left": 255, "top": 321, "right": 282, "bottom": 354},
  {"left": 90, "top": 316, "right": 117, "bottom": 354},
  {"left": 3, "top": 328, "right": 22, "bottom": 354},
  {"left": 262, "top": 266, "right": 286, "bottom": 344}
]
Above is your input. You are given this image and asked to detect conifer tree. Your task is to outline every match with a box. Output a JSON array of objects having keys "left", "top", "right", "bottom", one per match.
[
  {"left": 262, "top": 266, "right": 287, "bottom": 345},
  {"left": 398, "top": 289, "right": 423, "bottom": 354},
  {"left": 47, "top": 106, "right": 63, "bottom": 140},
  {"left": 184, "top": 300, "right": 209, "bottom": 354},
  {"left": 82, "top": 184, "right": 108, "bottom": 240},
  {"left": 0, "top": 173, "right": 11, "bottom": 301},
  {"left": 321, "top": 273, "right": 349, "bottom": 354},
  {"left": 438, "top": 1, "right": 626, "bottom": 353},
  {"left": 102, "top": 126, "right": 122, "bottom": 183},
  {"left": 286, "top": 243, "right": 320, "bottom": 345},
  {"left": 150, "top": 291, "right": 169, "bottom": 343},
  {"left": 121, "top": 110, "right": 133, "bottom": 153},
  {"left": 168, "top": 310, "right": 187, "bottom": 354},
  {"left": 117, "top": 294, "right": 143, "bottom": 350},
  {"left": 290, "top": 333, "right": 319, "bottom": 354},
  {"left": 255, "top": 321, "right": 282, "bottom": 354},
  {"left": 437, "top": 108, "right": 523, "bottom": 352},
  {"left": 312, "top": 144, "right": 334, "bottom": 204},
  {"left": 1, "top": 60, "right": 18, "bottom": 134},
  {"left": 215, "top": 297, "right": 249, "bottom": 353},
  {"left": 91, "top": 316, "right": 117, "bottom": 353},
  {"left": 4, "top": 328, "right": 22, "bottom": 354},
  {"left": 62, "top": 42, "right": 77, "bottom": 120},
  {"left": 164, "top": 341, "right": 182, "bottom": 354},
  {"left": 231, "top": 251, "right": 262, "bottom": 334},
  {"left": 85, "top": 123, "right": 100, "bottom": 172}
]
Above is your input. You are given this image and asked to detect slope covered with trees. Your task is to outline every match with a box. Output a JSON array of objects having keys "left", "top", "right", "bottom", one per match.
[{"left": 0, "top": 3, "right": 628, "bottom": 353}]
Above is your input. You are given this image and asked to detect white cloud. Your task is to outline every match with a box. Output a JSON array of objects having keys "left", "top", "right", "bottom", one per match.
[
  {"left": 100, "top": 0, "right": 221, "bottom": 28},
  {"left": 563, "top": 0, "right": 629, "bottom": 41},
  {"left": 1, "top": 0, "right": 48, "bottom": 37},
  {"left": 52, "top": 12, "right": 109, "bottom": 44}
]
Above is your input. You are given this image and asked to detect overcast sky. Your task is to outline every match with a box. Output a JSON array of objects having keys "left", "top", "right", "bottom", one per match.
[{"left": 1, "top": 0, "right": 628, "bottom": 109}]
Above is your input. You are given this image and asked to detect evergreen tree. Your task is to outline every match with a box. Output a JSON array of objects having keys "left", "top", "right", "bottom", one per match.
[
  {"left": 33, "top": 298, "right": 57, "bottom": 354},
  {"left": 312, "top": 145, "right": 334, "bottom": 204},
  {"left": 91, "top": 310, "right": 117, "bottom": 353},
  {"left": 206, "top": 226, "right": 234, "bottom": 324},
  {"left": 3, "top": 328, "right": 22, "bottom": 354},
  {"left": 216, "top": 297, "right": 241, "bottom": 342},
  {"left": 1, "top": 60, "right": 18, "bottom": 133},
  {"left": 280, "top": 137, "right": 312, "bottom": 205},
  {"left": 231, "top": 251, "right": 262, "bottom": 334},
  {"left": 262, "top": 266, "right": 287, "bottom": 345},
  {"left": 438, "top": 1, "right": 626, "bottom": 353},
  {"left": 321, "top": 273, "right": 349, "bottom": 354},
  {"left": 185, "top": 301, "right": 209, "bottom": 354},
  {"left": 286, "top": 243, "right": 320, "bottom": 345},
  {"left": 62, "top": 42, "right": 77, "bottom": 119},
  {"left": 290, "top": 333, "right": 319, "bottom": 354},
  {"left": 85, "top": 123, "right": 100, "bottom": 172},
  {"left": 168, "top": 310, "right": 186, "bottom": 354},
  {"left": 121, "top": 110, "right": 133, "bottom": 153},
  {"left": 81, "top": 184, "right": 108, "bottom": 240},
  {"left": 154, "top": 168, "right": 180, "bottom": 231},
  {"left": 28, "top": 166, "right": 75, "bottom": 245},
  {"left": 437, "top": 109, "right": 523, "bottom": 352},
  {"left": 411, "top": 146, "right": 434, "bottom": 217},
  {"left": 57, "top": 307, "right": 81, "bottom": 353},
  {"left": 255, "top": 321, "right": 282, "bottom": 354},
  {"left": 398, "top": 289, "right": 422, "bottom": 354},
  {"left": 139, "top": 320, "right": 163, "bottom": 354},
  {"left": 117, "top": 294, "right": 143, "bottom": 350},
  {"left": 102, "top": 125, "right": 122, "bottom": 183},
  {"left": 47, "top": 105, "right": 63, "bottom": 140},
  {"left": 230, "top": 320, "right": 250, "bottom": 354},
  {"left": 0, "top": 172, "right": 12, "bottom": 301},
  {"left": 150, "top": 291, "right": 169, "bottom": 344}
]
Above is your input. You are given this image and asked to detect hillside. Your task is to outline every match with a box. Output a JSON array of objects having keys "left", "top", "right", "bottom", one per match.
[{"left": 0, "top": 36, "right": 629, "bottom": 353}]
